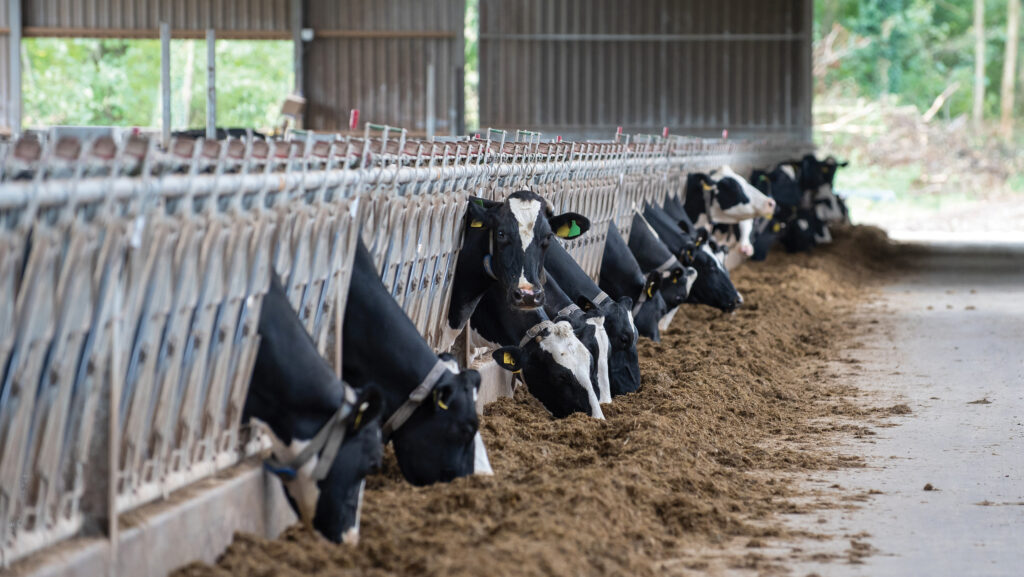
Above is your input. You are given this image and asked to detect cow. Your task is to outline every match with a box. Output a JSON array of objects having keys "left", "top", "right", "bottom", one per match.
[
  {"left": 471, "top": 284, "right": 603, "bottom": 419},
  {"left": 643, "top": 203, "right": 742, "bottom": 313},
  {"left": 682, "top": 169, "right": 776, "bottom": 229},
  {"left": 541, "top": 274, "right": 612, "bottom": 404},
  {"left": 599, "top": 221, "right": 667, "bottom": 341},
  {"left": 445, "top": 191, "right": 589, "bottom": 350},
  {"left": 245, "top": 273, "right": 384, "bottom": 545},
  {"left": 343, "top": 239, "right": 492, "bottom": 487},
  {"left": 626, "top": 212, "right": 698, "bottom": 332},
  {"left": 544, "top": 241, "right": 642, "bottom": 397},
  {"left": 797, "top": 154, "right": 849, "bottom": 230}
]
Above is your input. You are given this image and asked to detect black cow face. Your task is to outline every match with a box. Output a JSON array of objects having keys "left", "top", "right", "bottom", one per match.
[
  {"left": 272, "top": 388, "right": 385, "bottom": 545},
  {"left": 493, "top": 321, "right": 603, "bottom": 419},
  {"left": 684, "top": 229, "right": 742, "bottom": 312},
  {"left": 633, "top": 286, "right": 668, "bottom": 342},
  {"left": 390, "top": 360, "right": 486, "bottom": 486},
  {"left": 465, "top": 191, "right": 589, "bottom": 310}
]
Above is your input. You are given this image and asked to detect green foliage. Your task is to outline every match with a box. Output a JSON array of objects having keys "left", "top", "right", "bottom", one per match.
[
  {"left": 816, "top": 0, "right": 1018, "bottom": 119},
  {"left": 23, "top": 37, "right": 293, "bottom": 131}
]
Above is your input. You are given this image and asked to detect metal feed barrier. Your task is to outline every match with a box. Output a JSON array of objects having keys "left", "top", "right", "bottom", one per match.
[{"left": 0, "top": 126, "right": 808, "bottom": 567}]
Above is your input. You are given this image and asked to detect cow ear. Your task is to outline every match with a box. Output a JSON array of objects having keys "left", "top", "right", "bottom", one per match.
[
  {"left": 694, "top": 228, "right": 710, "bottom": 247},
  {"left": 644, "top": 271, "right": 662, "bottom": 298},
  {"left": 350, "top": 386, "right": 384, "bottom": 432},
  {"left": 549, "top": 212, "right": 590, "bottom": 239},
  {"left": 576, "top": 295, "right": 599, "bottom": 312},
  {"left": 677, "top": 219, "right": 693, "bottom": 235},
  {"left": 466, "top": 197, "right": 499, "bottom": 230},
  {"left": 491, "top": 346, "right": 523, "bottom": 373},
  {"left": 433, "top": 382, "right": 456, "bottom": 411}
]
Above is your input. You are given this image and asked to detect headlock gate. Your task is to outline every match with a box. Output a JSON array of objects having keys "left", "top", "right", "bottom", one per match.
[{"left": 0, "top": 127, "right": 807, "bottom": 566}]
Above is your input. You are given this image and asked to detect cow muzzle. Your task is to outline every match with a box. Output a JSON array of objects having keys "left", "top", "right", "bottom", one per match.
[
  {"left": 511, "top": 286, "right": 545, "bottom": 309},
  {"left": 760, "top": 198, "right": 777, "bottom": 217}
]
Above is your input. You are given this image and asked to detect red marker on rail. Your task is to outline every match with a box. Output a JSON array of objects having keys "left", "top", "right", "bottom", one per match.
[{"left": 349, "top": 109, "right": 360, "bottom": 131}]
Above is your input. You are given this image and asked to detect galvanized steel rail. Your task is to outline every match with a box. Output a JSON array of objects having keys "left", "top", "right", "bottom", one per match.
[{"left": 0, "top": 126, "right": 808, "bottom": 567}]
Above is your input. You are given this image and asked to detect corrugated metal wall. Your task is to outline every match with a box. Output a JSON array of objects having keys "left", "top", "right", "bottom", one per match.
[
  {"left": 302, "top": 0, "right": 466, "bottom": 135},
  {"left": 21, "top": 0, "right": 291, "bottom": 38},
  {"left": 478, "top": 0, "right": 813, "bottom": 141}
]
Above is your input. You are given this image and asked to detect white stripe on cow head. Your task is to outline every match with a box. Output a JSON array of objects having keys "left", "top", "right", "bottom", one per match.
[{"left": 537, "top": 321, "right": 604, "bottom": 419}]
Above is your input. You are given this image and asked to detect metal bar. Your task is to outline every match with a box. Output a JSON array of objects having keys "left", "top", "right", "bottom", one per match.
[
  {"left": 9, "top": 0, "right": 22, "bottom": 136},
  {"left": 426, "top": 45, "right": 436, "bottom": 140},
  {"left": 292, "top": 0, "right": 303, "bottom": 96},
  {"left": 314, "top": 29, "right": 458, "bottom": 39},
  {"left": 161, "top": 22, "right": 171, "bottom": 148},
  {"left": 477, "top": 32, "right": 803, "bottom": 42},
  {"left": 21, "top": 27, "right": 292, "bottom": 40},
  {"left": 206, "top": 29, "right": 216, "bottom": 141}
]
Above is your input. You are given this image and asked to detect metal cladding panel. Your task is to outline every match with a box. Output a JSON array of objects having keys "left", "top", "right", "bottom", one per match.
[
  {"left": 303, "top": 0, "right": 466, "bottom": 135},
  {"left": 479, "top": 0, "right": 812, "bottom": 141},
  {"left": 22, "top": 0, "right": 291, "bottom": 36}
]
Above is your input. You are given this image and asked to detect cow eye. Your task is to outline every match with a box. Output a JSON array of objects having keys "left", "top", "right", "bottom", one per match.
[
  {"left": 541, "top": 234, "right": 552, "bottom": 249},
  {"left": 496, "top": 230, "right": 507, "bottom": 241}
]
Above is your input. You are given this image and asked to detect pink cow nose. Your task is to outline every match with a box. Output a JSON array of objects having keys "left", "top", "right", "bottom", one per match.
[
  {"left": 512, "top": 286, "right": 545, "bottom": 308},
  {"left": 762, "top": 198, "right": 776, "bottom": 216}
]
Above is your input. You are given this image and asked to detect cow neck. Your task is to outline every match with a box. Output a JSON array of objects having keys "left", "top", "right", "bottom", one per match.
[
  {"left": 546, "top": 241, "right": 603, "bottom": 304},
  {"left": 263, "top": 384, "right": 360, "bottom": 482},
  {"left": 448, "top": 226, "right": 495, "bottom": 331},
  {"left": 381, "top": 358, "right": 452, "bottom": 440}
]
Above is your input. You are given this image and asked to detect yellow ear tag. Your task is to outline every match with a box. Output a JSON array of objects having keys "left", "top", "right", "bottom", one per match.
[
  {"left": 434, "top": 390, "right": 449, "bottom": 410},
  {"left": 701, "top": 182, "right": 713, "bottom": 191},
  {"left": 772, "top": 222, "right": 781, "bottom": 233},
  {"left": 503, "top": 351, "right": 515, "bottom": 367},
  {"left": 470, "top": 220, "right": 484, "bottom": 228},
  {"left": 647, "top": 284, "right": 655, "bottom": 298},
  {"left": 671, "top": 276, "right": 678, "bottom": 284},
  {"left": 353, "top": 409, "right": 364, "bottom": 429}
]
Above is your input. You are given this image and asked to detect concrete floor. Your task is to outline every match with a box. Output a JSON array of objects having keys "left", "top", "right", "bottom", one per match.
[{"left": 787, "top": 246, "right": 1024, "bottom": 576}]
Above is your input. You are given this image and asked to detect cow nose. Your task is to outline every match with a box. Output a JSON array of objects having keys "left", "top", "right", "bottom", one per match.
[
  {"left": 763, "top": 198, "right": 777, "bottom": 216},
  {"left": 512, "top": 287, "right": 545, "bottom": 308}
]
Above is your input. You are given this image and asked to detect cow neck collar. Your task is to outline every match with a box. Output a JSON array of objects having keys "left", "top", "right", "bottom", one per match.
[
  {"left": 381, "top": 359, "right": 452, "bottom": 441},
  {"left": 630, "top": 284, "right": 650, "bottom": 317},
  {"left": 593, "top": 291, "right": 612, "bottom": 306},
  {"left": 519, "top": 319, "right": 555, "bottom": 348},
  {"left": 264, "top": 384, "right": 360, "bottom": 482},
  {"left": 655, "top": 255, "right": 678, "bottom": 274},
  {"left": 557, "top": 303, "right": 581, "bottom": 318}
]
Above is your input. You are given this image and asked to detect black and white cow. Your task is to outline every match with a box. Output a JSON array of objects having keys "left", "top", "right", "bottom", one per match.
[
  {"left": 245, "top": 274, "right": 384, "bottom": 544},
  {"left": 643, "top": 203, "right": 742, "bottom": 313},
  {"left": 445, "top": 191, "right": 589, "bottom": 349},
  {"left": 343, "top": 239, "right": 492, "bottom": 487},
  {"left": 683, "top": 169, "right": 776, "bottom": 229},
  {"left": 542, "top": 274, "right": 612, "bottom": 405},
  {"left": 626, "top": 212, "right": 698, "bottom": 332},
  {"left": 472, "top": 284, "right": 603, "bottom": 419},
  {"left": 545, "top": 241, "right": 642, "bottom": 396},
  {"left": 599, "top": 221, "right": 666, "bottom": 341}
]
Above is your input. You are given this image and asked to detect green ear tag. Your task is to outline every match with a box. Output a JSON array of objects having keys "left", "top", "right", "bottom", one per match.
[
  {"left": 473, "top": 198, "right": 486, "bottom": 207},
  {"left": 569, "top": 221, "right": 581, "bottom": 237}
]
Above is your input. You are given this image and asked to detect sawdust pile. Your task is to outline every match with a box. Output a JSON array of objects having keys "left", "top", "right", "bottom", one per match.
[{"left": 175, "top": 226, "right": 897, "bottom": 577}]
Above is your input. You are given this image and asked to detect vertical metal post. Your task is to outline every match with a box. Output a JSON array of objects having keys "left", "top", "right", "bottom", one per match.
[
  {"left": 426, "top": 44, "right": 437, "bottom": 139},
  {"left": 161, "top": 22, "right": 172, "bottom": 148},
  {"left": 107, "top": 286, "right": 123, "bottom": 577},
  {"left": 801, "top": 0, "right": 814, "bottom": 143},
  {"left": 9, "top": 0, "right": 22, "bottom": 136},
  {"left": 453, "top": 0, "right": 467, "bottom": 135},
  {"left": 292, "top": 0, "right": 303, "bottom": 96},
  {"left": 206, "top": 29, "right": 216, "bottom": 140}
]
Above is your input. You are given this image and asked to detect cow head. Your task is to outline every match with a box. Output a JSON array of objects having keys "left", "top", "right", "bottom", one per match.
[
  {"left": 657, "top": 262, "right": 697, "bottom": 308},
  {"left": 633, "top": 276, "right": 668, "bottom": 342},
  {"left": 389, "top": 356, "right": 489, "bottom": 485},
  {"left": 582, "top": 295, "right": 641, "bottom": 396},
  {"left": 493, "top": 320, "right": 603, "bottom": 419},
  {"left": 465, "top": 191, "right": 589, "bottom": 310},
  {"left": 683, "top": 229, "right": 742, "bottom": 312},
  {"left": 712, "top": 166, "right": 776, "bottom": 222},
  {"left": 263, "top": 387, "right": 385, "bottom": 545}
]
